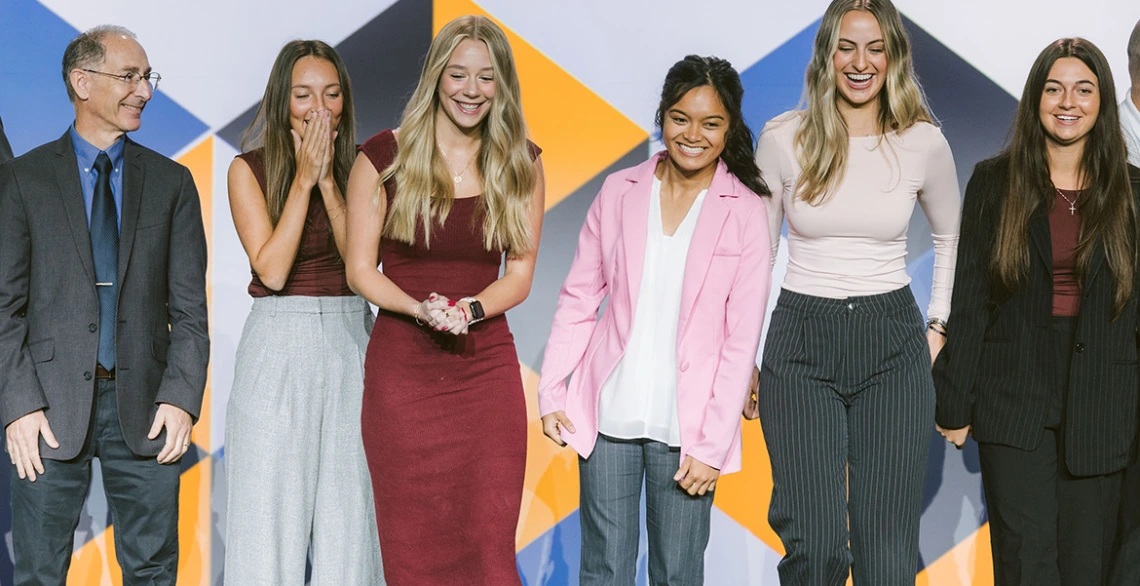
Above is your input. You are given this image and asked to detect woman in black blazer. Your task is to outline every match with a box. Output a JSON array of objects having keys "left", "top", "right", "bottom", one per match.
[{"left": 933, "top": 37, "right": 1140, "bottom": 585}]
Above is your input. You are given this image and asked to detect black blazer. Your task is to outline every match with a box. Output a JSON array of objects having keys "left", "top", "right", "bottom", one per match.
[
  {"left": 0, "top": 115, "right": 13, "bottom": 163},
  {"left": 0, "top": 131, "right": 209, "bottom": 459},
  {"left": 934, "top": 154, "right": 1140, "bottom": 476}
]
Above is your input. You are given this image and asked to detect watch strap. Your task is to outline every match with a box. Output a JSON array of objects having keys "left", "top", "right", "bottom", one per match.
[{"left": 460, "top": 297, "right": 485, "bottom": 323}]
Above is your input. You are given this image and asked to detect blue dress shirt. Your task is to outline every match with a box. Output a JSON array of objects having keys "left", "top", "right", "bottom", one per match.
[{"left": 69, "top": 124, "right": 125, "bottom": 229}]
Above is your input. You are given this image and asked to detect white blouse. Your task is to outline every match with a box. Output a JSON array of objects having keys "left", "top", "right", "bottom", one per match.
[{"left": 598, "top": 177, "right": 706, "bottom": 446}]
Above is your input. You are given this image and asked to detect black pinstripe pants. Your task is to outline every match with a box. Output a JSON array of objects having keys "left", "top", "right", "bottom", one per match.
[{"left": 759, "top": 287, "right": 934, "bottom": 586}]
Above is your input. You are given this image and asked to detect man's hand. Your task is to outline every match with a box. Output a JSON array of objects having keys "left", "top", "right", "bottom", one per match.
[
  {"left": 149, "top": 404, "right": 193, "bottom": 464},
  {"left": 674, "top": 455, "right": 720, "bottom": 497},
  {"left": 5, "top": 410, "right": 59, "bottom": 482}
]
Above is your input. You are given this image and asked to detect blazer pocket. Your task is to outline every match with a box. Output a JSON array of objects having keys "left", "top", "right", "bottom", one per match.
[
  {"left": 135, "top": 214, "right": 168, "bottom": 231},
  {"left": 28, "top": 339, "right": 54, "bottom": 363},
  {"left": 152, "top": 335, "right": 170, "bottom": 364}
]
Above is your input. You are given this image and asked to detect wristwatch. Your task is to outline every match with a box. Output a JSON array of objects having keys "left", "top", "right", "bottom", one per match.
[{"left": 460, "top": 297, "right": 485, "bottom": 324}]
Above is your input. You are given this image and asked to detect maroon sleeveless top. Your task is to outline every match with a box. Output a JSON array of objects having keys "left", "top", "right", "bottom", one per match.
[{"left": 237, "top": 149, "right": 353, "bottom": 297}]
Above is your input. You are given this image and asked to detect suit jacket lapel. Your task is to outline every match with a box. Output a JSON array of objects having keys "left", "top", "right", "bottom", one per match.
[
  {"left": 1083, "top": 241, "right": 1107, "bottom": 295},
  {"left": 678, "top": 160, "right": 734, "bottom": 337},
  {"left": 53, "top": 133, "right": 96, "bottom": 284},
  {"left": 117, "top": 139, "right": 144, "bottom": 288},
  {"left": 1029, "top": 206, "right": 1053, "bottom": 277}
]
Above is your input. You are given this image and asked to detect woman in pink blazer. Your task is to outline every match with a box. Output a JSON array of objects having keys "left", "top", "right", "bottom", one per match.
[{"left": 537, "top": 55, "right": 771, "bottom": 585}]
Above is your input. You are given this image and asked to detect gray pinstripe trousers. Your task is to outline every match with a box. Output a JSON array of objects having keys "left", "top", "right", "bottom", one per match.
[
  {"left": 579, "top": 434, "right": 715, "bottom": 586},
  {"left": 759, "top": 287, "right": 933, "bottom": 586}
]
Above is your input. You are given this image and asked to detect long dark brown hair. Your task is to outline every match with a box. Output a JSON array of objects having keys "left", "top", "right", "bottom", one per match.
[
  {"left": 654, "top": 55, "right": 769, "bottom": 197},
  {"left": 242, "top": 40, "right": 356, "bottom": 226},
  {"left": 992, "top": 38, "right": 1135, "bottom": 317}
]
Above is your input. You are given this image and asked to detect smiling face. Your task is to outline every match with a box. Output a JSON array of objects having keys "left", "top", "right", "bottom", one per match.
[
  {"left": 73, "top": 33, "right": 152, "bottom": 145},
  {"left": 1038, "top": 57, "right": 1100, "bottom": 149},
  {"left": 833, "top": 10, "right": 887, "bottom": 113},
  {"left": 436, "top": 38, "right": 495, "bottom": 132},
  {"left": 288, "top": 56, "right": 343, "bottom": 136},
  {"left": 660, "top": 85, "right": 729, "bottom": 176}
]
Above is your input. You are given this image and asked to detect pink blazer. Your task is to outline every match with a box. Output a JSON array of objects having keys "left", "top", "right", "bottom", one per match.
[{"left": 537, "top": 153, "right": 771, "bottom": 474}]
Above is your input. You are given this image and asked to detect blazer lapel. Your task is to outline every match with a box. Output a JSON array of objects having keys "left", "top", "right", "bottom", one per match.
[
  {"left": 1029, "top": 206, "right": 1053, "bottom": 277},
  {"left": 53, "top": 133, "right": 96, "bottom": 284},
  {"left": 1083, "top": 241, "right": 1107, "bottom": 295},
  {"left": 620, "top": 157, "right": 659, "bottom": 314},
  {"left": 117, "top": 139, "right": 144, "bottom": 288},
  {"left": 678, "top": 160, "right": 734, "bottom": 336}
]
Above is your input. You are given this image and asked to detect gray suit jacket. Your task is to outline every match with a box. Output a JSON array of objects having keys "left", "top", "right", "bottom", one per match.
[
  {"left": 0, "top": 116, "right": 13, "bottom": 163},
  {"left": 0, "top": 131, "right": 209, "bottom": 459}
]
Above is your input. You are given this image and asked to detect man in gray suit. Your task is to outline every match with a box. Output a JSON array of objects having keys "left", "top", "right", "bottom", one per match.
[
  {"left": 0, "top": 115, "right": 13, "bottom": 163},
  {"left": 0, "top": 25, "right": 208, "bottom": 585}
]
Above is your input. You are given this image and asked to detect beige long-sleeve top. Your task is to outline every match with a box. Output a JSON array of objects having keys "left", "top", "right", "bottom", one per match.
[{"left": 755, "top": 111, "right": 961, "bottom": 320}]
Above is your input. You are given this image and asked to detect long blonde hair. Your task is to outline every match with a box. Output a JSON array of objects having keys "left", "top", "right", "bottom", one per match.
[
  {"left": 795, "top": 0, "right": 932, "bottom": 204},
  {"left": 381, "top": 15, "right": 536, "bottom": 254},
  {"left": 243, "top": 40, "right": 356, "bottom": 225}
]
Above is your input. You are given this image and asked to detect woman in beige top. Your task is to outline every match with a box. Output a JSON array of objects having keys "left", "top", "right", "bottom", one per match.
[{"left": 751, "top": 1, "right": 960, "bottom": 584}]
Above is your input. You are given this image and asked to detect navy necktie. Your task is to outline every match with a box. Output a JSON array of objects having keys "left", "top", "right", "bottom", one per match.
[{"left": 91, "top": 152, "right": 118, "bottom": 370}]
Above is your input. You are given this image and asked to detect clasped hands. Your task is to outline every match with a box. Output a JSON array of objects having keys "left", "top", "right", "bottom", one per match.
[{"left": 414, "top": 292, "right": 470, "bottom": 335}]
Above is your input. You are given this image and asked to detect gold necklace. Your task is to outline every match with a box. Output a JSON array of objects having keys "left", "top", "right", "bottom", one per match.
[{"left": 438, "top": 146, "right": 477, "bottom": 184}]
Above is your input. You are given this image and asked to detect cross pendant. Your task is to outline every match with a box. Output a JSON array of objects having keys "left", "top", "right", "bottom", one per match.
[{"left": 1069, "top": 202, "right": 1076, "bottom": 215}]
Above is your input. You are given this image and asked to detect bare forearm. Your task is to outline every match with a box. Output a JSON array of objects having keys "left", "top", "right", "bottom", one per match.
[
  {"left": 464, "top": 270, "right": 532, "bottom": 319},
  {"left": 346, "top": 264, "right": 420, "bottom": 317},
  {"left": 317, "top": 180, "right": 348, "bottom": 258},
  {"left": 249, "top": 178, "right": 313, "bottom": 289}
]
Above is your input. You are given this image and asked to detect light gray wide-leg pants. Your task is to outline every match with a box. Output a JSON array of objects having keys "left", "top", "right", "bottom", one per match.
[{"left": 224, "top": 296, "right": 384, "bottom": 585}]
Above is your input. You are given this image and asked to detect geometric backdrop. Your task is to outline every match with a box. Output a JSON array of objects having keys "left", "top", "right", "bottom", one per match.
[{"left": 0, "top": 0, "right": 1137, "bottom": 584}]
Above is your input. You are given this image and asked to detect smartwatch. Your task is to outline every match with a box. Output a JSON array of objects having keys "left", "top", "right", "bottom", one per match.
[{"left": 460, "top": 297, "right": 485, "bottom": 324}]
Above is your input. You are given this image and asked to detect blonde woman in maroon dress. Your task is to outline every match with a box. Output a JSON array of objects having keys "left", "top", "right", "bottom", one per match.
[{"left": 345, "top": 15, "right": 544, "bottom": 586}]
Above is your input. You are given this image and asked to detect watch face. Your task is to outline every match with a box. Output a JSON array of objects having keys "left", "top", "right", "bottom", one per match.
[{"left": 469, "top": 300, "right": 485, "bottom": 321}]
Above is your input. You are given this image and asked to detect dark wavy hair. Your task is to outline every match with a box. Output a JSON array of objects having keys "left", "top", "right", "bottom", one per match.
[
  {"left": 992, "top": 38, "right": 1135, "bottom": 317},
  {"left": 654, "top": 55, "right": 770, "bottom": 197}
]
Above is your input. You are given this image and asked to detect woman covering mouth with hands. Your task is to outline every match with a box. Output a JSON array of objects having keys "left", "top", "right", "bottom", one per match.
[
  {"left": 537, "top": 55, "right": 771, "bottom": 586},
  {"left": 224, "top": 40, "right": 383, "bottom": 585}
]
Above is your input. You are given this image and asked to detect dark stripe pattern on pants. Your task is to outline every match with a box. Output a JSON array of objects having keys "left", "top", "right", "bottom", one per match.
[{"left": 758, "top": 286, "right": 934, "bottom": 586}]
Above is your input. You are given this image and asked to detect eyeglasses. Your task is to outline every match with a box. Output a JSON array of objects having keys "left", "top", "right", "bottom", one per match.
[{"left": 82, "top": 69, "right": 162, "bottom": 92}]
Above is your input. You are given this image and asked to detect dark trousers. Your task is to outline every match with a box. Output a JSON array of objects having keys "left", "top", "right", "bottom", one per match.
[
  {"left": 758, "top": 287, "right": 934, "bottom": 586},
  {"left": 10, "top": 379, "right": 181, "bottom": 586},
  {"left": 578, "top": 434, "right": 715, "bottom": 586},
  {"left": 980, "top": 317, "right": 1122, "bottom": 586},
  {"left": 1112, "top": 460, "right": 1140, "bottom": 585}
]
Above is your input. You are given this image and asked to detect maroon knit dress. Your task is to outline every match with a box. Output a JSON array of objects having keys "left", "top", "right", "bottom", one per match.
[{"left": 358, "top": 129, "right": 537, "bottom": 585}]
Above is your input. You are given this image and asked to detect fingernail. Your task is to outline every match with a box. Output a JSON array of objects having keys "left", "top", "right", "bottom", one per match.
[{"left": 448, "top": 301, "right": 456, "bottom": 307}]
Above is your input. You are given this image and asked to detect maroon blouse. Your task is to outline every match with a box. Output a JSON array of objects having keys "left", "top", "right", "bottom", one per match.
[
  {"left": 238, "top": 149, "right": 353, "bottom": 298},
  {"left": 1050, "top": 188, "right": 1081, "bottom": 316}
]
